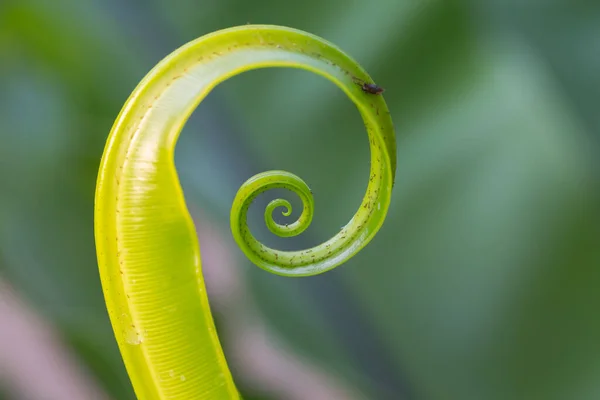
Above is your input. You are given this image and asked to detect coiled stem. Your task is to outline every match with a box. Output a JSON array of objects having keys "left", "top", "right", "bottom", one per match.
[{"left": 94, "top": 25, "right": 396, "bottom": 399}]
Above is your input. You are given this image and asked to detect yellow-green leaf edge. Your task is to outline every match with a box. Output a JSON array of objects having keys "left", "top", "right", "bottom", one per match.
[{"left": 94, "top": 24, "right": 396, "bottom": 399}]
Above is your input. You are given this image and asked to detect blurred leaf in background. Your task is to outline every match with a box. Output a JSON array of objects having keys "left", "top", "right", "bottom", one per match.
[{"left": 1, "top": 0, "right": 599, "bottom": 399}]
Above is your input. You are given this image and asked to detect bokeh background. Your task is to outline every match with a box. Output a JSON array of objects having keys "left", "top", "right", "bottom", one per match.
[{"left": 1, "top": 1, "right": 599, "bottom": 399}]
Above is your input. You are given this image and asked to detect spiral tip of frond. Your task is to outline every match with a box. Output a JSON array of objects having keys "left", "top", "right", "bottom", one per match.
[{"left": 231, "top": 170, "right": 314, "bottom": 243}]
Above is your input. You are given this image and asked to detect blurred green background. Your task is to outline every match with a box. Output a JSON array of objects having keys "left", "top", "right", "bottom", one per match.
[{"left": 1, "top": 1, "right": 599, "bottom": 399}]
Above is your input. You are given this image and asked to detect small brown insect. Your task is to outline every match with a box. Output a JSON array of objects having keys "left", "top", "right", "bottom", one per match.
[{"left": 352, "top": 77, "right": 385, "bottom": 95}]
